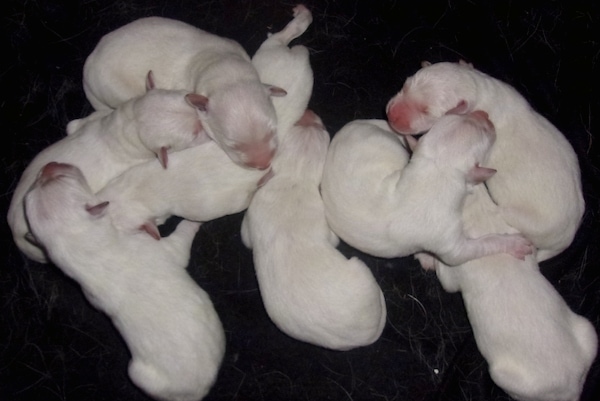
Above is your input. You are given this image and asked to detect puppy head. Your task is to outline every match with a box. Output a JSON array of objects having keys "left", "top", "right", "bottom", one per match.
[
  {"left": 386, "top": 61, "right": 478, "bottom": 134},
  {"left": 24, "top": 162, "right": 110, "bottom": 247},
  {"left": 197, "top": 81, "right": 282, "bottom": 170},
  {"left": 133, "top": 88, "right": 206, "bottom": 168},
  {"left": 273, "top": 109, "right": 330, "bottom": 182},
  {"left": 415, "top": 110, "right": 496, "bottom": 178}
]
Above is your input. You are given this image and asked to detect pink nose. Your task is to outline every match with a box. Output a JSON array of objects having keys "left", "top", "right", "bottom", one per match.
[
  {"left": 37, "top": 162, "right": 74, "bottom": 185},
  {"left": 387, "top": 101, "right": 414, "bottom": 133},
  {"left": 41, "top": 162, "right": 72, "bottom": 179},
  {"left": 244, "top": 149, "right": 275, "bottom": 170}
]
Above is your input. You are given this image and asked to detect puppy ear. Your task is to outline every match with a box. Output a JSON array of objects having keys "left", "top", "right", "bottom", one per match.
[
  {"left": 185, "top": 93, "right": 209, "bottom": 112},
  {"left": 157, "top": 146, "right": 169, "bottom": 169},
  {"left": 257, "top": 168, "right": 274, "bottom": 187},
  {"left": 421, "top": 60, "right": 432, "bottom": 68},
  {"left": 458, "top": 59, "right": 474, "bottom": 68},
  {"left": 445, "top": 99, "right": 470, "bottom": 115},
  {"left": 466, "top": 164, "right": 496, "bottom": 184},
  {"left": 140, "top": 221, "right": 161, "bottom": 241},
  {"left": 264, "top": 84, "right": 287, "bottom": 97},
  {"left": 404, "top": 135, "right": 419, "bottom": 153},
  {"left": 24, "top": 231, "right": 41, "bottom": 246},
  {"left": 145, "top": 70, "right": 156, "bottom": 91},
  {"left": 85, "top": 201, "right": 110, "bottom": 217}
]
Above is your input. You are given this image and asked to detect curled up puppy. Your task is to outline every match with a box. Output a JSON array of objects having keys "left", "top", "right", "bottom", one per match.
[
  {"left": 96, "top": 140, "right": 273, "bottom": 240},
  {"left": 8, "top": 79, "right": 205, "bottom": 263},
  {"left": 386, "top": 60, "right": 584, "bottom": 261},
  {"left": 24, "top": 162, "right": 225, "bottom": 401},
  {"left": 321, "top": 112, "right": 533, "bottom": 266},
  {"left": 83, "top": 16, "right": 288, "bottom": 169},
  {"left": 435, "top": 184, "right": 597, "bottom": 401},
  {"left": 240, "top": 110, "right": 386, "bottom": 350}
]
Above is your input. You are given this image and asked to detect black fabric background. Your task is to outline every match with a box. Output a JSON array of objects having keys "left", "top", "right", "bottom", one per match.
[{"left": 1, "top": 1, "right": 598, "bottom": 400}]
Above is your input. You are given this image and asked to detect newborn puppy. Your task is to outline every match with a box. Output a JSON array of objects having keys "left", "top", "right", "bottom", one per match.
[
  {"left": 321, "top": 113, "right": 532, "bottom": 266},
  {"left": 240, "top": 110, "right": 386, "bottom": 350},
  {"left": 84, "top": 16, "right": 287, "bottom": 169},
  {"left": 435, "top": 184, "right": 597, "bottom": 401},
  {"left": 24, "top": 162, "right": 225, "bottom": 401},
  {"left": 386, "top": 60, "right": 584, "bottom": 261},
  {"left": 96, "top": 140, "right": 272, "bottom": 239},
  {"left": 8, "top": 85, "right": 205, "bottom": 263},
  {"left": 251, "top": 4, "right": 314, "bottom": 137}
]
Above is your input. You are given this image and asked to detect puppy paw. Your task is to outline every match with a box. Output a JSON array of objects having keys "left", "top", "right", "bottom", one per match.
[{"left": 504, "top": 234, "right": 534, "bottom": 260}]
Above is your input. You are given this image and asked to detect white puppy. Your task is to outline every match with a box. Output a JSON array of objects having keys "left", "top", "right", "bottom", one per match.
[
  {"left": 94, "top": 5, "right": 314, "bottom": 240},
  {"left": 251, "top": 4, "right": 314, "bottom": 137},
  {"left": 435, "top": 184, "right": 597, "bottom": 401},
  {"left": 83, "top": 16, "right": 287, "bottom": 169},
  {"left": 24, "top": 162, "right": 225, "bottom": 401},
  {"left": 386, "top": 61, "right": 584, "bottom": 261},
  {"left": 96, "top": 140, "right": 272, "bottom": 239},
  {"left": 241, "top": 110, "right": 386, "bottom": 350},
  {"left": 321, "top": 114, "right": 533, "bottom": 266},
  {"left": 8, "top": 86, "right": 205, "bottom": 263}
]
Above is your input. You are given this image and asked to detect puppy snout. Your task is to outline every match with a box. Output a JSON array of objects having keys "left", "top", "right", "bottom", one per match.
[
  {"left": 387, "top": 100, "right": 420, "bottom": 134},
  {"left": 38, "top": 162, "right": 74, "bottom": 183},
  {"left": 243, "top": 148, "right": 275, "bottom": 170}
]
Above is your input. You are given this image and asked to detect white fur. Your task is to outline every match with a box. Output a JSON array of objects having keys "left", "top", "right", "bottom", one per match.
[
  {"left": 24, "top": 162, "right": 225, "bottom": 401},
  {"left": 321, "top": 116, "right": 533, "bottom": 265},
  {"left": 94, "top": 4, "right": 314, "bottom": 240},
  {"left": 83, "top": 16, "right": 283, "bottom": 169},
  {"left": 8, "top": 88, "right": 204, "bottom": 263},
  {"left": 386, "top": 61, "right": 584, "bottom": 261},
  {"left": 96, "top": 140, "right": 270, "bottom": 236},
  {"left": 435, "top": 184, "right": 597, "bottom": 401},
  {"left": 240, "top": 111, "right": 386, "bottom": 350},
  {"left": 251, "top": 4, "right": 314, "bottom": 137}
]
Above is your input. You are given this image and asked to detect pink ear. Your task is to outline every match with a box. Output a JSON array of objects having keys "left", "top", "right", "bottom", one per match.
[
  {"left": 404, "top": 135, "right": 419, "bottom": 152},
  {"left": 140, "top": 221, "right": 161, "bottom": 241},
  {"left": 145, "top": 70, "right": 156, "bottom": 91},
  {"left": 458, "top": 59, "right": 474, "bottom": 68},
  {"left": 157, "top": 146, "right": 169, "bottom": 169},
  {"left": 85, "top": 201, "right": 109, "bottom": 216},
  {"left": 265, "top": 84, "right": 287, "bottom": 97},
  {"left": 185, "top": 93, "right": 209, "bottom": 112},
  {"left": 466, "top": 164, "right": 496, "bottom": 184},
  {"left": 24, "top": 232, "right": 41, "bottom": 246},
  {"left": 445, "top": 100, "right": 470, "bottom": 115},
  {"left": 257, "top": 168, "right": 275, "bottom": 187}
]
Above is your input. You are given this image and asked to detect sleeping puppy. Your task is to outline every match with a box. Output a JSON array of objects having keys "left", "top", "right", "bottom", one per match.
[
  {"left": 386, "top": 60, "right": 584, "bottom": 261},
  {"left": 435, "top": 184, "right": 597, "bottom": 401},
  {"left": 96, "top": 140, "right": 272, "bottom": 240},
  {"left": 8, "top": 81, "right": 205, "bottom": 263},
  {"left": 24, "top": 162, "right": 225, "bottom": 401},
  {"left": 251, "top": 4, "right": 314, "bottom": 138},
  {"left": 95, "top": 5, "right": 314, "bottom": 240},
  {"left": 83, "top": 15, "right": 288, "bottom": 169},
  {"left": 240, "top": 110, "right": 386, "bottom": 350},
  {"left": 321, "top": 113, "right": 533, "bottom": 266}
]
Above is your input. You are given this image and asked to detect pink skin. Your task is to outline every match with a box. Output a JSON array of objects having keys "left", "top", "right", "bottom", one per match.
[
  {"left": 233, "top": 138, "right": 277, "bottom": 170},
  {"left": 295, "top": 109, "right": 324, "bottom": 129},
  {"left": 386, "top": 96, "right": 428, "bottom": 133}
]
